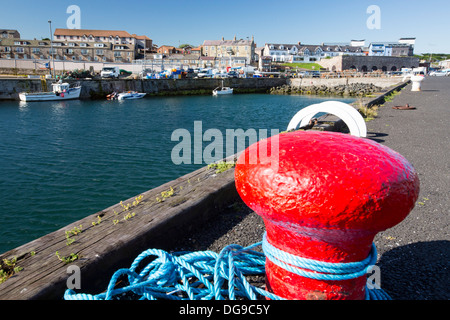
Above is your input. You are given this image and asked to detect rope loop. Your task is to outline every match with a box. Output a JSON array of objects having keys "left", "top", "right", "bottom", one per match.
[
  {"left": 262, "top": 232, "right": 378, "bottom": 281},
  {"left": 64, "top": 233, "right": 390, "bottom": 300}
]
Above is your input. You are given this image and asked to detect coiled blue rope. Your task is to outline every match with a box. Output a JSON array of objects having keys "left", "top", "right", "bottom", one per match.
[{"left": 64, "top": 232, "right": 390, "bottom": 300}]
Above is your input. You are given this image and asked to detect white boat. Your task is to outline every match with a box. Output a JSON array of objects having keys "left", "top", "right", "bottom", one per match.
[
  {"left": 117, "top": 91, "right": 146, "bottom": 100},
  {"left": 19, "top": 82, "right": 81, "bottom": 102},
  {"left": 213, "top": 81, "right": 233, "bottom": 95}
]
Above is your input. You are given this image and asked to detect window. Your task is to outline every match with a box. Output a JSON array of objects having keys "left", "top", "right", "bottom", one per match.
[
  {"left": 15, "top": 47, "right": 24, "bottom": 53},
  {"left": 80, "top": 43, "right": 87, "bottom": 47},
  {"left": 81, "top": 49, "right": 88, "bottom": 55},
  {"left": 94, "top": 43, "right": 104, "bottom": 48},
  {"left": 32, "top": 48, "right": 40, "bottom": 53},
  {"left": 14, "top": 41, "right": 21, "bottom": 45},
  {"left": 114, "top": 51, "right": 121, "bottom": 57},
  {"left": 68, "top": 43, "right": 76, "bottom": 47},
  {"left": 96, "top": 49, "right": 104, "bottom": 55}
]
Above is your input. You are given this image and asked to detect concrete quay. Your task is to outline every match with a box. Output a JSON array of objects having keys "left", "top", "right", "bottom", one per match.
[{"left": 170, "top": 77, "right": 450, "bottom": 300}]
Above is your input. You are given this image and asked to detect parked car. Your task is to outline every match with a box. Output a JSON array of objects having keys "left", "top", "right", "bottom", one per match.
[
  {"left": 214, "top": 73, "right": 228, "bottom": 78},
  {"left": 227, "top": 71, "right": 238, "bottom": 78},
  {"left": 197, "top": 69, "right": 213, "bottom": 78},
  {"left": 101, "top": 66, "right": 120, "bottom": 78},
  {"left": 429, "top": 69, "right": 450, "bottom": 76}
]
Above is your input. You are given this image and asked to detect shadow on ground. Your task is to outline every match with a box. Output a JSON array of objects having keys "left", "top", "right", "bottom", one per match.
[{"left": 378, "top": 240, "right": 449, "bottom": 300}]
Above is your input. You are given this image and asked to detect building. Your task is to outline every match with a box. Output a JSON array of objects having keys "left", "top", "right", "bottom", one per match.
[
  {"left": 263, "top": 42, "right": 365, "bottom": 63},
  {"left": 0, "top": 28, "right": 153, "bottom": 64},
  {"left": 157, "top": 45, "right": 178, "bottom": 55},
  {"left": 258, "top": 56, "right": 272, "bottom": 72},
  {"left": 1, "top": 29, "right": 20, "bottom": 39},
  {"left": 0, "top": 37, "right": 136, "bottom": 63},
  {"left": 202, "top": 36, "right": 256, "bottom": 66},
  {"left": 438, "top": 59, "right": 450, "bottom": 69},
  {"left": 318, "top": 55, "right": 420, "bottom": 72},
  {"left": 368, "top": 38, "right": 415, "bottom": 57},
  {"left": 53, "top": 28, "right": 152, "bottom": 60}
]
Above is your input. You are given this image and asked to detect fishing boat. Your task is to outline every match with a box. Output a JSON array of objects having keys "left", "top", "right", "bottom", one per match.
[
  {"left": 19, "top": 81, "right": 81, "bottom": 102},
  {"left": 116, "top": 91, "right": 146, "bottom": 100},
  {"left": 212, "top": 80, "right": 233, "bottom": 96}
]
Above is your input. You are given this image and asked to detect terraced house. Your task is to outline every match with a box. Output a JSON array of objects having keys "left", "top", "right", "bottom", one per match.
[
  {"left": 53, "top": 29, "right": 152, "bottom": 62},
  {"left": 0, "top": 28, "right": 152, "bottom": 64},
  {"left": 202, "top": 36, "right": 256, "bottom": 65},
  {"left": 263, "top": 42, "right": 365, "bottom": 63}
]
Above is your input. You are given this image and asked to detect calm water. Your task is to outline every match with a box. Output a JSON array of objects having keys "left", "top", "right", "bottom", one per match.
[{"left": 0, "top": 94, "right": 354, "bottom": 253}]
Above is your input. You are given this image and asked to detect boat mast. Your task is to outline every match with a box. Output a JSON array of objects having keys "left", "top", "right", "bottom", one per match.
[{"left": 48, "top": 20, "right": 55, "bottom": 79}]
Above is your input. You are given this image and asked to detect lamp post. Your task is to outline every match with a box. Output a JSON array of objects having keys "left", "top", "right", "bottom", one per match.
[{"left": 48, "top": 20, "right": 55, "bottom": 79}]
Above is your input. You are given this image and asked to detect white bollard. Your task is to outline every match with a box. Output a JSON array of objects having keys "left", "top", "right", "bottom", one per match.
[{"left": 411, "top": 75, "right": 425, "bottom": 92}]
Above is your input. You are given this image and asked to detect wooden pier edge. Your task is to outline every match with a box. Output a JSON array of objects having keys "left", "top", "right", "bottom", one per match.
[{"left": 0, "top": 158, "right": 240, "bottom": 300}]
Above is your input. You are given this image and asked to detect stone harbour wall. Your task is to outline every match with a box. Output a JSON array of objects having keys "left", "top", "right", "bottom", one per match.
[{"left": 0, "top": 77, "right": 287, "bottom": 100}]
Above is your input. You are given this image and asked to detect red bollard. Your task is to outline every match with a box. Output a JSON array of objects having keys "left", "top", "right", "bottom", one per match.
[{"left": 235, "top": 131, "right": 420, "bottom": 300}]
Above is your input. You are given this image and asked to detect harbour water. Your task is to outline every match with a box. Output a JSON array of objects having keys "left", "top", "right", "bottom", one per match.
[{"left": 0, "top": 94, "right": 354, "bottom": 254}]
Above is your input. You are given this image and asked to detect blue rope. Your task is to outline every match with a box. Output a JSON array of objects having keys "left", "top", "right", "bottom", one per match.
[{"left": 64, "top": 232, "right": 391, "bottom": 300}]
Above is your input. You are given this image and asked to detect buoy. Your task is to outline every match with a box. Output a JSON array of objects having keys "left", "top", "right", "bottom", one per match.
[{"left": 235, "top": 131, "right": 420, "bottom": 300}]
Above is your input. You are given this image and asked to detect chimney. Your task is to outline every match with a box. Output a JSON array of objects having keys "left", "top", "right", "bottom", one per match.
[
  {"left": 298, "top": 41, "right": 301, "bottom": 45},
  {"left": 233, "top": 35, "right": 236, "bottom": 41},
  {"left": 222, "top": 36, "right": 224, "bottom": 41}
]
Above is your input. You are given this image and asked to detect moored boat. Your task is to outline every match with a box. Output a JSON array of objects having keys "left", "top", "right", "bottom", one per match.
[
  {"left": 212, "top": 80, "right": 233, "bottom": 95},
  {"left": 19, "top": 81, "right": 81, "bottom": 102},
  {"left": 116, "top": 91, "right": 146, "bottom": 100}
]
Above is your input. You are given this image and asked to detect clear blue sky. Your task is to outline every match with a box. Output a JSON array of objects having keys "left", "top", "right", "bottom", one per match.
[{"left": 1, "top": 0, "right": 449, "bottom": 54}]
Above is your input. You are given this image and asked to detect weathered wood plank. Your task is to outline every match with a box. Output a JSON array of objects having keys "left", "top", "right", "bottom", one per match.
[{"left": 0, "top": 162, "right": 239, "bottom": 300}]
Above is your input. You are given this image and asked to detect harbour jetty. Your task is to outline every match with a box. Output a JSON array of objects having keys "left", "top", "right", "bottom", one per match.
[
  {"left": 269, "top": 82, "right": 382, "bottom": 96},
  {"left": 1, "top": 77, "right": 446, "bottom": 300},
  {"left": 0, "top": 76, "right": 404, "bottom": 100}
]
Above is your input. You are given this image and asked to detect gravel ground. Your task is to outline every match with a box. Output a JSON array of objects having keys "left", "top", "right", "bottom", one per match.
[{"left": 170, "top": 77, "right": 449, "bottom": 300}]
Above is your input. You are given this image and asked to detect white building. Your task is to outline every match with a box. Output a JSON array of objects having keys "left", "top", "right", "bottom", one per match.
[
  {"left": 263, "top": 42, "right": 364, "bottom": 63},
  {"left": 368, "top": 38, "right": 415, "bottom": 57}
]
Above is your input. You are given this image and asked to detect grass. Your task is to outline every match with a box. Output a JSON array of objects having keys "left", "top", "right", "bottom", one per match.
[
  {"left": 281, "top": 62, "right": 323, "bottom": 71},
  {"left": 208, "top": 161, "right": 236, "bottom": 173},
  {"left": 0, "top": 257, "right": 23, "bottom": 284}
]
